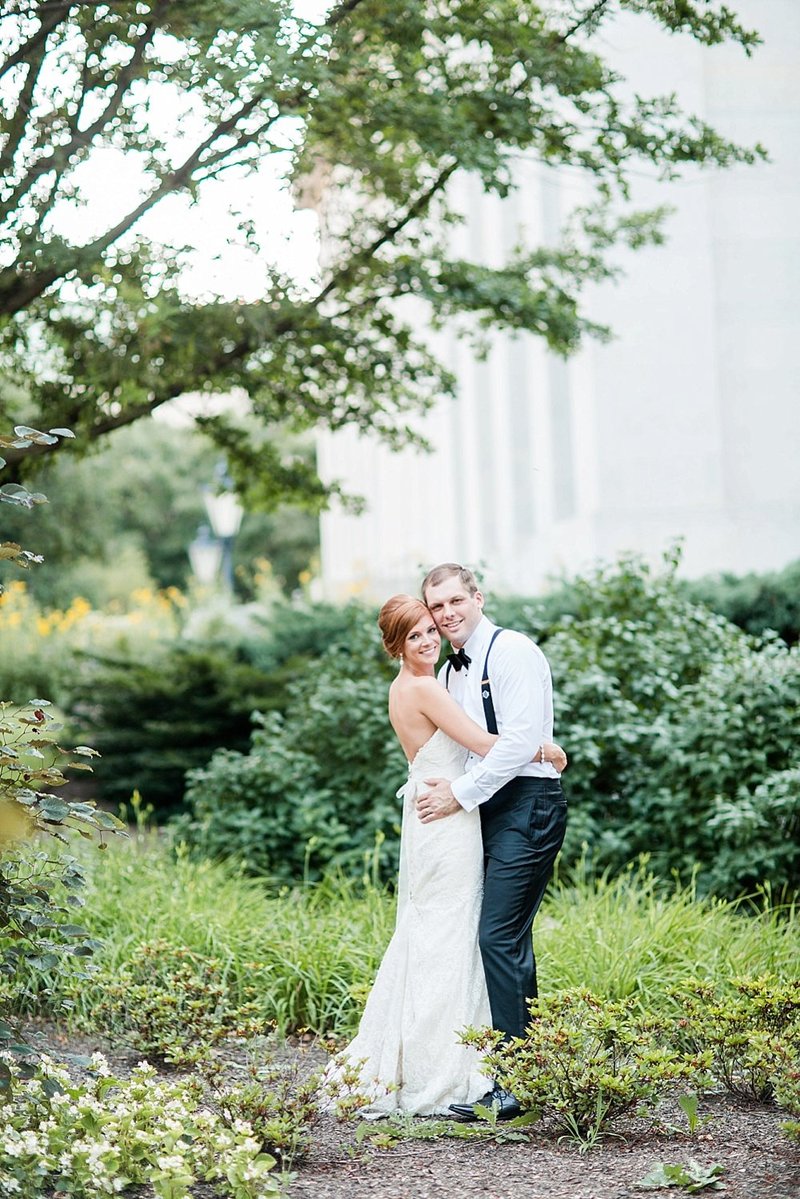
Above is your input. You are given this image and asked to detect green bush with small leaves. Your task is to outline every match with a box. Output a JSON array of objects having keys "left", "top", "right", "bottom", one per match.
[
  {"left": 86, "top": 939, "right": 262, "bottom": 1066},
  {"left": 463, "top": 990, "right": 707, "bottom": 1147},
  {"left": 544, "top": 549, "right": 800, "bottom": 897},
  {"left": 670, "top": 977, "right": 800, "bottom": 1101}
]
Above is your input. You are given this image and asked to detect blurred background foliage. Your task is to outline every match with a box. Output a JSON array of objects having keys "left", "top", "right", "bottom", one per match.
[
  {"left": 1, "top": 422, "right": 798, "bottom": 900},
  {"left": 0, "top": 419, "right": 320, "bottom": 607}
]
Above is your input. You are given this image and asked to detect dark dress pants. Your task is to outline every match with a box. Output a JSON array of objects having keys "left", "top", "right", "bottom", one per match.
[{"left": 478, "top": 776, "right": 567, "bottom": 1040}]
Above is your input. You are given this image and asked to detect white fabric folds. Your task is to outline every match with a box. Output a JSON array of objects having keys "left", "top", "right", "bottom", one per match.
[{"left": 324, "top": 730, "right": 491, "bottom": 1116}]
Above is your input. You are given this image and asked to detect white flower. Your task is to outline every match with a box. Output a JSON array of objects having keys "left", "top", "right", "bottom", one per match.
[
  {"left": 156, "top": 1154, "right": 186, "bottom": 1172},
  {"left": 89, "top": 1052, "right": 112, "bottom": 1077},
  {"left": 18, "top": 1130, "right": 44, "bottom": 1155}
]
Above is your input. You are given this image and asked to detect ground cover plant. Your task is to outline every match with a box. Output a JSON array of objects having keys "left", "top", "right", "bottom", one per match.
[{"left": 0, "top": 1052, "right": 282, "bottom": 1199}]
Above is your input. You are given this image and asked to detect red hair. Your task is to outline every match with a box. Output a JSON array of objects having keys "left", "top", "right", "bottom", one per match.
[{"left": 378, "top": 594, "right": 432, "bottom": 659}]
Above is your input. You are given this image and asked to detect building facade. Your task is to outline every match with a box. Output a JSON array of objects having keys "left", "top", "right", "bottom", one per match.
[{"left": 315, "top": 0, "right": 800, "bottom": 600}]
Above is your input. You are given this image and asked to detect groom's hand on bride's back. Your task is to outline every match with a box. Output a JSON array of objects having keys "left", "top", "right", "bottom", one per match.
[{"left": 416, "top": 779, "right": 461, "bottom": 823}]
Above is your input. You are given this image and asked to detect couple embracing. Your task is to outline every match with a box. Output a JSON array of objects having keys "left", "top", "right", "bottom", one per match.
[{"left": 328, "top": 562, "right": 568, "bottom": 1121}]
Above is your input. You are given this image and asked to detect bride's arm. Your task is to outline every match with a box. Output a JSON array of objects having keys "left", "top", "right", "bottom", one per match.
[
  {"left": 412, "top": 676, "right": 496, "bottom": 755},
  {"left": 411, "top": 677, "right": 567, "bottom": 768}
]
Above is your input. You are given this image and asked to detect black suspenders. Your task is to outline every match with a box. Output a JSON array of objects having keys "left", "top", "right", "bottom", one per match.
[{"left": 445, "top": 627, "right": 505, "bottom": 734}]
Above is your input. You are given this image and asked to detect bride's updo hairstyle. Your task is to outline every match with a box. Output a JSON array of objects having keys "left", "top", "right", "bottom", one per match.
[{"left": 378, "top": 594, "right": 433, "bottom": 659}]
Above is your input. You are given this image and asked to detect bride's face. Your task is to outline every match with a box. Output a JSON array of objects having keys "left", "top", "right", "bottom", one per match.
[{"left": 402, "top": 613, "right": 441, "bottom": 673}]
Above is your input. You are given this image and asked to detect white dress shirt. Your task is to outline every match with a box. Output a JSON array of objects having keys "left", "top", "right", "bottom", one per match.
[{"left": 439, "top": 615, "right": 559, "bottom": 813}]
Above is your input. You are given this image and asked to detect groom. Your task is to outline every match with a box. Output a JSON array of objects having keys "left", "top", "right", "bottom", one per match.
[{"left": 417, "top": 563, "right": 568, "bottom": 1121}]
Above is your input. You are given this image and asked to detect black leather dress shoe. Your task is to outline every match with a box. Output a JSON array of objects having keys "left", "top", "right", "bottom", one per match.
[{"left": 448, "top": 1085, "right": 523, "bottom": 1122}]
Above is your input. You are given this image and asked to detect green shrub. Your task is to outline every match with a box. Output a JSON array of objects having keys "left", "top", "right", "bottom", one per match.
[
  {"left": 177, "top": 622, "right": 405, "bottom": 881},
  {"left": 244, "top": 599, "right": 372, "bottom": 675},
  {"left": 683, "top": 558, "right": 800, "bottom": 646},
  {"left": 671, "top": 977, "right": 800, "bottom": 1101},
  {"left": 67, "top": 645, "right": 286, "bottom": 812},
  {"left": 544, "top": 550, "right": 800, "bottom": 896},
  {"left": 464, "top": 991, "right": 705, "bottom": 1147},
  {"left": 86, "top": 939, "right": 261, "bottom": 1066}
]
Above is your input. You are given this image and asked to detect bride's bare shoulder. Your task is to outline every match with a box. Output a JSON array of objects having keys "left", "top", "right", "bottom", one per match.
[
  {"left": 394, "top": 674, "right": 441, "bottom": 697},
  {"left": 390, "top": 673, "right": 440, "bottom": 711}
]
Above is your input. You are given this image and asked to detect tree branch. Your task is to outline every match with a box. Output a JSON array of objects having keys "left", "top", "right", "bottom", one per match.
[
  {"left": 0, "top": 0, "right": 74, "bottom": 82},
  {"left": 558, "top": 0, "right": 613, "bottom": 42},
  {"left": 311, "top": 160, "right": 459, "bottom": 311},
  {"left": 0, "top": 90, "right": 267, "bottom": 315},
  {"left": 1, "top": 2, "right": 166, "bottom": 222},
  {"left": 1, "top": 23, "right": 49, "bottom": 168},
  {"left": 324, "top": 0, "right": 371, "bottom": 30}
]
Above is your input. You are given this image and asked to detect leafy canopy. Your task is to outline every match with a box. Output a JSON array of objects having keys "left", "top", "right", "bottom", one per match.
[{"left": 0, "top": 1, "right": 764, "bottom": 502}]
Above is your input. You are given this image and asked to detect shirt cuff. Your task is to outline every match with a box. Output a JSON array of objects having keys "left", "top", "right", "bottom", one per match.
[{"left": 451, "top": 774, "right": 483, "bottom": 813}]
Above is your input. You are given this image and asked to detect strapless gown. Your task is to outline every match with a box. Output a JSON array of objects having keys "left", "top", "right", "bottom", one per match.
[{"left": 325, "top": 729, "right": 491, "bottom": 1116}]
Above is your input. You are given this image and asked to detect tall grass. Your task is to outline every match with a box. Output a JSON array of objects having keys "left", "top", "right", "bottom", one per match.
[
  {"left": 62, "top": 834, "right": 394, "bottom": 1036},
  {"left": 539, "top": 861, "right": 798, "bottom": 1018},
  {"left": 48, "top": 837, "right": 799, "bottom": 1037}
]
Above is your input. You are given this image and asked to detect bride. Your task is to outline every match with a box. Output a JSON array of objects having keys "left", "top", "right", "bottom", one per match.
[{"left": 325, "top": 595, "right": 565, "bottom": 1116}]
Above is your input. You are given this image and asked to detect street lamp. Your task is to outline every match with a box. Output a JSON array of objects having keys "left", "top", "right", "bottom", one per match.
[
  {"left": 202, "top": 469, "right": 244, "bottom": 591},
  {"left": 188, "top": 523, "right": 223, "bottom": 587}
]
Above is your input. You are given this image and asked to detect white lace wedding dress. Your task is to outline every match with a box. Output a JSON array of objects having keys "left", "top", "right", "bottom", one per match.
[{"left": 326, "top": 729, "right": 491, "bottom": 1116}]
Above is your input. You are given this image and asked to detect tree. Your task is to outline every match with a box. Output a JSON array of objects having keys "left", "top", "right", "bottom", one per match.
[
  {"left": 0, "top": 1, "right": 764, "bottom": 506},
  {"left": 0, "top": 419, "right": 320, "bottom": 603}
]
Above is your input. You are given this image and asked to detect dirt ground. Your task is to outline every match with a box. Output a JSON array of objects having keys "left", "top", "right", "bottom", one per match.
[{"left": 24, "top": 1023, "right": 800, "bottom": 1199}]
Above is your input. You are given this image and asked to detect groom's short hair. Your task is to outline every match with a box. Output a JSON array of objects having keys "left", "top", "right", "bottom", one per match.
[{"left": 421, "top": 563, "right": 481, "bottom": 600}]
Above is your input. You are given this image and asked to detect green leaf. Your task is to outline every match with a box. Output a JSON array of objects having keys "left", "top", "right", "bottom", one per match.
[
  {"left": 39, "top": 797, "right": 72, "bottom": 821},
  {"left": 14, "top": 425, "right": 59, "bottom": 445}
]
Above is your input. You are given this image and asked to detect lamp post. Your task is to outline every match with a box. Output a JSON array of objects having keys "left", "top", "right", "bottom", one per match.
[
  {"left": 202, "top": 469, "right": 244, "bottom": 592},
  {"left": 188, "top": 523, "right": 223, "bottom": 587}
]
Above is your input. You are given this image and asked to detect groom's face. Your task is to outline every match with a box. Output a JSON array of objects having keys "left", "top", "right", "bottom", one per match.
[{"left": 423, "top": 576, "right": 484, "bottom": 649}]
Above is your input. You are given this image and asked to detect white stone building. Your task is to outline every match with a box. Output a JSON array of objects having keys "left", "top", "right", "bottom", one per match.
[{"left": 315, "top": 0, "right": 800, "bottom": 600}]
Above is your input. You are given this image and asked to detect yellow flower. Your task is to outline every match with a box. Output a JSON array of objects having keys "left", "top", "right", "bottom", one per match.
[{"left": 131, "top": 587, "right": 154, "bottom": 607}]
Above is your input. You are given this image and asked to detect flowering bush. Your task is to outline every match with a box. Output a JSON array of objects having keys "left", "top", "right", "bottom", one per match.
[
  {"left": 0, "top": 579, "right": 188, "bottom": 703},
  {"left": 0, "top": 1053, "right": 280, "bottom": 1198}
]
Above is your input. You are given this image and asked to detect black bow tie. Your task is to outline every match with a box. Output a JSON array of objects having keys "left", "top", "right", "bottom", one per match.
[{"left": 446, "top": 648, "right": 471, "bottom": 672}]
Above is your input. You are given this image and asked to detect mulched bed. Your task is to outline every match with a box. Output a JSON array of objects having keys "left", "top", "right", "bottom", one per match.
[
  {"left": 23, "top": 1021, "right": 800, "bottom": 1199},
  {"left": 290, "top": 1095, "right": 800, "bottom": 1199}
]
